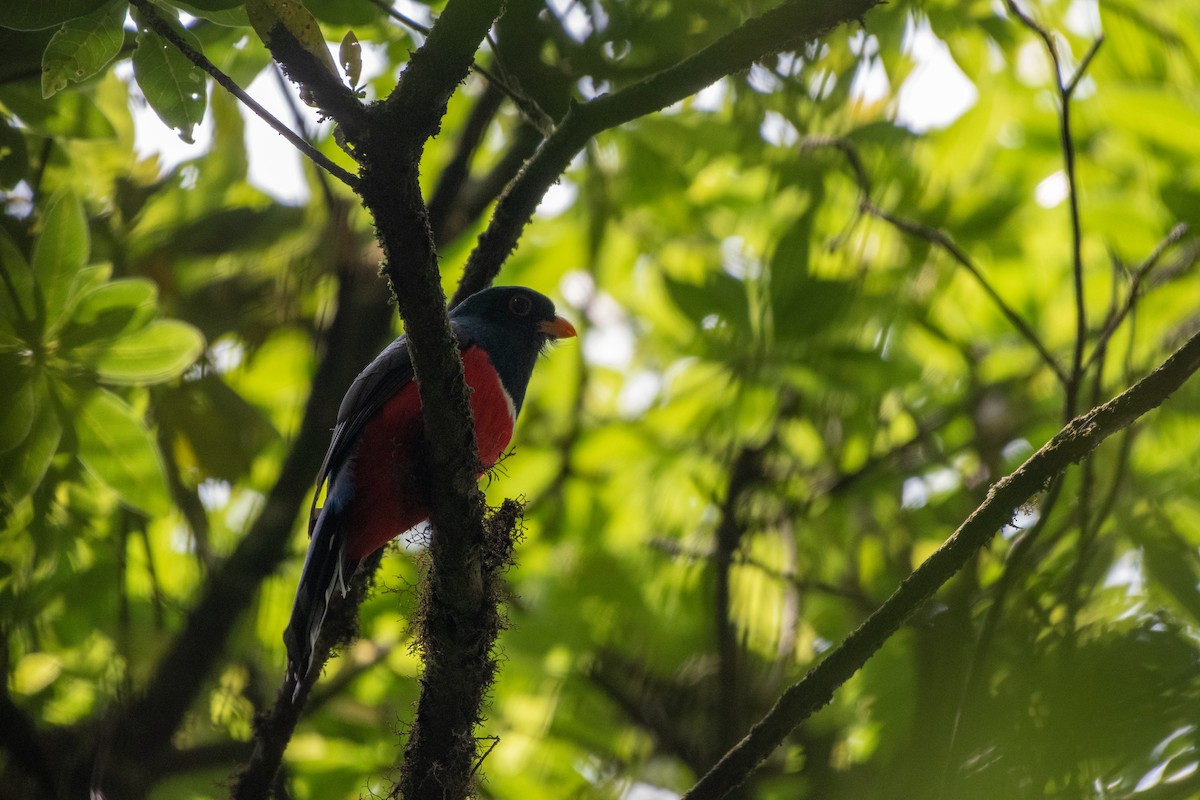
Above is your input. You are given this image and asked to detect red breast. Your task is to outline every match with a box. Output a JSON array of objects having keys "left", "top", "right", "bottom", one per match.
[{"left": 343, "top": 346, "right": 515, "bottom": 560}]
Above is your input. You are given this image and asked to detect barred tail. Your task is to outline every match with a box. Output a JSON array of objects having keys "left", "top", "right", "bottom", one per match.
[{"left": 283, "top": 499, "right": 357, "bottom": 699}]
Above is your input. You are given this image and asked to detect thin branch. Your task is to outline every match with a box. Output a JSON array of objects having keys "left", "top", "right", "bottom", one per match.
[
  {"left": 683, "top": 323, "right": 1200, "bottom": 800},
  {"left": 713, "top": 445, "right": 763, "bottom": 751},
  {"left": 273, "top": 66, "right": 337, "bottom": 210},
  {"left": 452, "top": 0, "right": 883, "bottom": 306},
  {"left": 1005, "top": 0, "right": 1103, "bottom": 417},
  {"left": 650, "top": 539, "right": 872, "bottom": 611},
  {"left": 428, "top": 81, "right": 507, "bottom": 245},
  {"left": 1085, "top": 223, "right": 1191, "bottom": 371},
  {"left": 126, "top": 0, "right": 358, "bottom": 189}
]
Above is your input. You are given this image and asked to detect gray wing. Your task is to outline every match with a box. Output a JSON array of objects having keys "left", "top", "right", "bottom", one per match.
[{"left": 308, "top": 335, "right": 414, "bottom": 534}]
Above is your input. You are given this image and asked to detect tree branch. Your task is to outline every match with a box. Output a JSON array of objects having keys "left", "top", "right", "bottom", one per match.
[
  {"left": 1004, "top": 1, "right": 1103, "bottom": 417},
  {"left": 342, "top": 3, "right": 526, "bottom": 797},
  {"left": 1085, "top": 223, "right": 1192, "bottom": 371},
  {"left": 683, "top": 324, "right": 1200, "bottom": 800},
  {"left": 126, "top": 0, "right": 359, "bottom": 188},
  {"left": 451, "top": 0, "right": 882, "bottom": 306}
]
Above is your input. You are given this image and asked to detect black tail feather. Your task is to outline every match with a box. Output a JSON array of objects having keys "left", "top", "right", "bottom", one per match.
[{"left": 283, "top": 501, "right": 356, "bottom": 699}]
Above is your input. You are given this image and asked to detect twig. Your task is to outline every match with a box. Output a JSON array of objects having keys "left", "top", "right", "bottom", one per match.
[
  {"left": 1085, "top": 223, "right": 1191, "bottom": 371},
  {"left": 1005, "top": 0, "right": 1103, "bottom": 417},
  {"left": 682, "top": 323, "right": 1200, "bottom": 800},
  {"left": 451, "top": 0, "right": 883, "bottom": 305},
  {"left": 126, "top": 0, "right": 358, "bottom": 189},
  {"left": 650, "top": 539, "right": 873, "bottom": 611},
  {"left": 713, "top": 445, "right": 764, "bottom": 751},
  {"left": 273, "top": 66, "right": 337, "bottom": 210}
]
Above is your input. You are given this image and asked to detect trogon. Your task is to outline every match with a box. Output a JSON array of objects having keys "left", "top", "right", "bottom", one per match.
[{"left": 284, "top": 286, "right": 576, "bottom": 686}]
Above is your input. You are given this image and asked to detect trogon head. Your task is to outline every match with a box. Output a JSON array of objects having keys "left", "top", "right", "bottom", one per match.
[{"left": 451, "top": 286, "right": 577, "bottom": 414}]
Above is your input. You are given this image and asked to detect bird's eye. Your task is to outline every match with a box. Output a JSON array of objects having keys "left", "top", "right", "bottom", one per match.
[{"left": 508, "top": 294, "right": 533, "bottom": 316}]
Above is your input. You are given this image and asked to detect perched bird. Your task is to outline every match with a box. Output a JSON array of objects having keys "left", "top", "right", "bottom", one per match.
[{"left": 284, "top": 286, "right": 576, "bottom": 688}]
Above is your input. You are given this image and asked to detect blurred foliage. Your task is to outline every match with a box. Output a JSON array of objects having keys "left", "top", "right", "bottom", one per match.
[{"left": 3, "top": 0, "right": 1200, "bottom": 798}]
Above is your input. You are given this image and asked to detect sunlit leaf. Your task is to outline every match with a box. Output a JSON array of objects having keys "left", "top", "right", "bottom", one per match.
[
  {"left": 88, "top": 319, "right": 205, "bottom": 384},
  {"left": 0, "top": 379, "right": 61, "bottom": 501},
  {"left": 0, "top": 83, "right": 117, "bottom": 139},
  {"left": 31, "top": 190, "right": 89, "bottom": 325},
  {"left": 158, "top": 372, "right": 280, "bottom": 481},
  {"left": 75, "top": 387, "right": 170, "bottom": 516},
  {"left": 40, "top": 0, "right": 127, "bottom": 99},
  {"left": 60, "top": 278, "right": 157, "bottom": 347}
]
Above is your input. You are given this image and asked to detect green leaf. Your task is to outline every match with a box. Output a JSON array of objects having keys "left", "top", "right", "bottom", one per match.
[
  {"left": 305, "top": 0, "right": 377, "bottom": 26},
  {"left": 158, "top": 373, "right": 280, "bottom": 481},
  {"left": 246, "top": 0, "right": 342, "bottom": 101},
  {"left": 0, "top": 226, "right": 37, "bottom": 334},
  {"left": 0, "top": 84, "right": 117, "bottom": 139},
  {"left": 131, "top": 9, "right": 208, "bottom": 143},
  {"left": 171, "top": 0, "right": 242, "bottom": 10},
  {"left": 75, "top": 388, "right": 170, "bottom": 516},
  {"left": 0, "top": 369, "right": 36, "bottom": 454},
  {"left": 47, "top": 262, "right": 112, "bottom": 335},
  {"left": 663, "top": 272, "right": 752, "bottom": 333},
  {"left": 339, "top": 29, "right": 361, "bottom": 87},
  {"left": 168, "top": 0, "right": 249, "bottom": 26},
  {"left": 59, "top": 278, "right": 157, "bottom": 348},
  {"left": 31, "top": 190, "right": 89, "bottom": 326},
  {"left": 0, "top": 379, "right": 61, "bottom": 502},
  {"left": 0, "top": 114, "right": 29, "bottom": 189},
  {"left": 89, "top": 319, "right": 205, "bottom": 384},
  {"left": 40, "top": 0, "right": 127, "bottom": 99},
  {"left": 0, "top": 0, "right": 110, "bottom": 31}
]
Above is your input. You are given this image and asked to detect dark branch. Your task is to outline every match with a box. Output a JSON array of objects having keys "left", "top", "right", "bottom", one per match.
[
  {"left": 1004, "top": 0, "right": 1103, "bottom": 417},
  {"left": 427, "top": 81, "right": 507, "bottom": 245},
  {"left": 452, "top": 0, "right": 882, "bottom": 305},
  {"left": 683, "top": 323, "right": 1200, "bottom": 800},
  {"left": 1086, "top": 223, "right": 1192, "bottom": 371}
]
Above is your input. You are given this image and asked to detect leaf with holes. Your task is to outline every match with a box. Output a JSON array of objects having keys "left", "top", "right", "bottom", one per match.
[
  {"left": 131, "top": 8, "right": 207, "bottom": 143},
  {"left": 40, "top": 0, "right": 127, "bottom": 98}
]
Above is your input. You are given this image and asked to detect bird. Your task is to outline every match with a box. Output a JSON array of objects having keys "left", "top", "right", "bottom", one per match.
[{"left": 283, "top": 286, "right": 576, "bottom": 690}]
